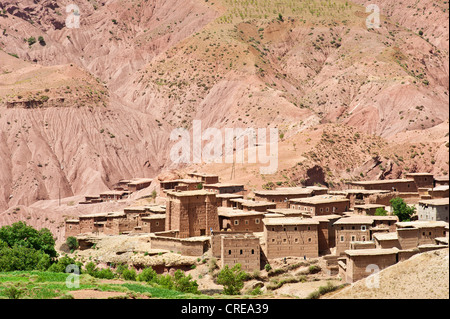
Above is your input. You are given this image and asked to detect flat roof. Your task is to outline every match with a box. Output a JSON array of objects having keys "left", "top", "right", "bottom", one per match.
[
  {"left": 254, "top": 188, "right": 315, "bottom": 196},
  {"left": 418, "top": 198, "right": 449, "bottom": 206},
  {"left": 330, "top": 189, "right": 390, "bottom": 195},
  {"left": 218, "top": 209, "right": 265, "bottom": 218},
  {"left": 345, "top": 248, "right": 398, "bottom": 257},
  {"left": 405, "top": 173, "right": 434, "bottom": 176},
  {"left": 263, "top": 217, "right": 320, "bottom": 226},
  {"left": 188, "top": 172, "right": 219, "bottom": 178},
  {"left": 167, "top": 190, "right": 214, "bottom": 197},
  {"left": 128, "top": 178, "right": 153, "bottom": 185},
  {"left": 266, "top": 208, "right": 308, "bottom": 215},
  {"left": 161, "top": 179, "right": 199, "bottom": 184},
  {"left": 216, "top": 194, "right": 244, "bottom": 199},
  {"left": 373, "top": 232, "right": 398, "bottom": 241},
  {"left": 348, "top": 179, "right": 414, "bottom": 185},
  {"left": 289, "top": 195, "right": 349, "bottom": 204},
  {"left": 396, "top": 221, "right": 449, "bottom": 229},
  {"left": 354, "top": 204, "right": 386, "bottom": 209},
  {"left": 99, "top": 190, "right": 127, "bottom": 195},
  {"left": 334, "top": 216, "right": 375, "bottom": 225},
  {"left": 204, "top": 183, "right": 245, "bottom": 188},
  {"left": 66, "top": 219, "right": 80, "bottom": 223},
  {"left": 141, "top": 214, "right": 166, "bottom": 220},
  {"left": 230, "top": 198, "right": 275, "bottom": 207}
]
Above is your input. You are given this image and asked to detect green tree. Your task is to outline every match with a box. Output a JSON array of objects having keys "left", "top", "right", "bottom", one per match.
[
  {"left": 66, "top": 236, "right": 79, "bottom": 251},
  {"left": 375, "top": 207, "right": 388, "bottom": 216},
  {"left": 390, "top": 197, "right": 415, "bottom": 221},
  {"left": 0, "top": 221, "right": 57, "bottom": 257},
  {"left": 137, "top": 267, "right": 158, "bottom": 283},
  {"left": 173, "top": 270, "right": 199, "bottom": 294},
  {"left": 217, "top": 264, "right": 248, "bottom": 295},
  {"left": 122, "top": 268, "right": 137, "bottom": 281}
]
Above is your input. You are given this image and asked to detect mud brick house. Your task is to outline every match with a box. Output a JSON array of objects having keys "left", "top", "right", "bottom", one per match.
[
  {"left": 141, "top": 214, "right": 166, "bottom": 233},
  {"left": 65, "top": 219, "right": 81, "bottom": 239},
  {"left": 104, "top": 212, "right": 134, "bottom": 235},
  {"left": 347, "top": 179, "right": 418, "bottom": 192},
  {"left": 427, "top": 185, "right": 449, "bottom": 199},
  {"left": 220, "top": 234, "right": 261, "bottom": 272},
  {"left": 147, "top": 205, "right": 167, "bottom": 214},
  {"left": 217, "top": 207, "right": 265, "bottom": 232},
  {"left": 266, "top": 208, "right": 309, "bottom": 218},
  {"left": 113, "top": 179, "right": 132, "bottom": 191},
  {"left": 160, "top": 179, "right": 200, "bottom": 193},
  {"left": 334, "top": 216, "right": 373, "bottom": 256},
  {"left": 216, "top": 193, "right": 244, "bottom": 207},
  {"left": 338, "top": 248, "right": 399, "bottom": 284},
  {"left": 79, "top": 195, "right": 103, "bottom": 205},
  {"left": 99, "top": 190, "right": 128, "bottom": 201},
  {"left": 127, "top": 178, "right": 153, "bottom": 192},
  {"left": 405, "top": 173, "right": 434, "bottom": 190},
  {"left": 165, "top": 190, "right": 220, "bottom": 238},
  {"left": 78, "top": 213, "right": 109, "bottom": 234},
  {"left": 204, "top": 183, "right": 246, "bottom": 195},
  {"left": 435, "top": 177, "right": 449, "bottom": 186},
  {"left": 289, "top": 195, "right": 350, "bottom": 216},
  {"left": 395, "top": 221, "right": 448, "bottom": 250},
  {"left": 417, "top": 198, "right": 449, "bottom": 222},
  {"left": 229, "top": 198, "right": 277, "bottom": 212},
  {"left": 263, "top": 217, "right": 319, "bottom": 259},
  {"left": 330, "top": 189, "right": 391, "bottom": 207},
  {"left": 311, "top": 215, "right": 342, "bottom": 254},
  {"left": 253, "top": 186, "right": 328, "bottom": 208},
  {"left": 353, "top": 204, "right": 386, "bottom": 216},
  {"left": 187, "top": 172, "right": 220, "bottom": 185}
]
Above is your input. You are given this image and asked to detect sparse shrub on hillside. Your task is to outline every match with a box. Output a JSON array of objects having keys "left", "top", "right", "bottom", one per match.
[
  {"left": 66, "top": 237, "right": 79, "bottom": 251},
  {"left": 27, "top": 36, "right": 36, "bottom": 46},
  {"left": 217, "top": 264, "right": 248, "bottom": 295}
]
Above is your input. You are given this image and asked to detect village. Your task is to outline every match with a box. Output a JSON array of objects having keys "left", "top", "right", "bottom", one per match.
[{"left": 64, "top": 172, "right": 449, "bottom": 286}]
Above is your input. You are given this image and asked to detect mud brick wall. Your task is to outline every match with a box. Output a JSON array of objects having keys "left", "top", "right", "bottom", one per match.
[
  {"left": 264, "top": 224, "right": 319, "bottom": 259},
  {"left": 345, "top": 253, "right": 397, "bottom": 283},
  {"left": 65, "top": 222, "right": 80, "bottom": 239},
  {"left": 335, "top": 225, "right": 371, "bottom": 256},
  {"left": 220, "top": 236, "right": 260, "bottom": 272},
  {"left": 150, "top": 236, "right": 207, "bottom": 256}
]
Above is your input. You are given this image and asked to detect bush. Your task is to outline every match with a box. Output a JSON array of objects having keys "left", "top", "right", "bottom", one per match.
[
  {"left": 306, "top": 290, "right": 321, "bottom": 299},
  {"left": 3, "top": 285, "right": 24, "bottom": 299},
  {"left": 38, "top": 36, "right": 46, "bottom": 46},
  {"left": 375, "top": 207, "right": 388, "bottom": 216},
  {"left": 66, "top": 237, "right": 79, "bottom": 251},
  {"left": 318, "top": 282, "right": 338, "bottom": 295},
  {"left": 264, "top": 264, "right": 272, "bottom": 272},
  {"left": 173, "top": 270, "right": 199, "bottom": 294},
  {"left": 122, "top": 268, "right": 137, "bottom": 281},
  {"left": 217, "top": 264, "right": 248, "bottom": 295},
  {"left": 27, "top": 36, "right": 36, "bottom": 46},
  {"left": 390, "top": 197, "right": 415, "bottom": 222},
  {"left": 137, "top": 267, "right": 158, "bottom": 283},
  {"left": 0, "top": 245, "right": 51, "bottom": 272},
  {"left": 47, "top": 256, "right": 78, "bottom": 273},
  {"left": 308, "top": 265, "right": 321, "bottom": 274}
]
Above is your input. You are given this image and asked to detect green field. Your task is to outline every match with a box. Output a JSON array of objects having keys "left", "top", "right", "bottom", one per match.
[{"left": 0, "top": 271, "right": 213, "bottom": 299}]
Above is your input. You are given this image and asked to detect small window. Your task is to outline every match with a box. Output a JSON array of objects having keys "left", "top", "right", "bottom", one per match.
[
  {"left": 429, "top": 232, "right": 432, "bottom": 236},
  {"left": 240, "top": 250, "right": 243, "bottom": 255},
  {"left": 295, "top": 238, "right": 299, "bottom": 243},
  {"left": 341, "top": 226, "right": 344, "bottom": 230},
  {"left": 251, "top": 249, "right": 255, "bottom": 254},
  {"left": 362, "top": 236, "right": 366, "bottom": 241},
  {"left": 272, "top": 227, "right": 275, "bottom": 231},
  {"left": 283, "top": 227, "right": 287, "bottom": 231},
  {"left": 294, "top": 227, "right": 298, "bottom": 231},
  {"left": 234, "top": 220, "right": 239, "bottom": 225},
  {"left": 307, "top": 226, "right": 311, "bottom": 231},
  {"left": 156, "top": 222, "right": 159, "bottom": 226},
  {"left": 283, "top": 238, "right": 287, "bottom": 243},
  {"left": 308, "top": 238, "right": 312, "bottom": 242},
  {"left": 229, "top": 250, "right": 231, "bottom": 255},
  {"left": 245, "top": 220, "right": 249, "bottom": 225},
  {"left": 351, "top": 236, "right": 356, "bottom": 241},
  {"left": 326, "top": 207, "right": 329, "bottom": 212},
  {"left": 272, "top": 239, "right": 275, "bottom": 242},
  {"left": 320, "top": 208, "right": 323, "bottom": 212},
  {"left": 352, "top": 226, "right": 355, "bottom": 230},
  {"left": 361, "top": 226, "right": 367, "bottom": 231},
  {"left": 255, "top": 219, "right": 260, "bottom": 224}
]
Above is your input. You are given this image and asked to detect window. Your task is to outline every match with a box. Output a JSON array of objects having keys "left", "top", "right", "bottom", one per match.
[
  {"left": 362, "top": 236, "right": 366, "bottom": 241},
  {"left": 245, "top": 220, "right": 249, "bottom": 225},
  {"left": 255, "top": 218, "right": 260, "bottom": 224},
  {"left": 294, "top": 227, "right": 298, "bottom": 231},
  {"left": 307, "top": 226, "right": 311, "bottom": 231},
  {"left": 320, "top": 208, "right": 323, "bottom": 213},
  {"left": 326, "top": 207, "right": 329, "bottom": 212},
  {"left": 272, "top": 239, "right": 275, "bottom": 243},
  {"left": 352, "top": 226, "right": 355, "bottom": 230},
  {"left": 251, "top": 249, "right": 254, "bottom": 254},
  {"left": 240, "top": 250, "right": 243, "bottom": 255},
  {"left": 156, "top": 222, "right": 159, "bottom": 226},
  {"left": 361, "top": 226, "right": 366, "bottom": 231},
  {"left": 295, "top": 238, "right": 299, "bottom": 243},
  {"left": 351, "top": 236, "right": 356, "bottom": 241},
  {"left": 283, "top": 227, "right": 287, "bottom": 231},
  {"left": 308, "top": 238, "right": 312, "bottom": 242},
  {"left": 283, "top": 238, "right": 287, "bottom": 243},
  {"left": 341, "top": 226, "right": 344, "bottom": 230},
  {"left": 234, "top": 220, "right": 239, "bottom": 225},
  {"left": 272, "top": 227, "right": 275, "bottom": 231}
]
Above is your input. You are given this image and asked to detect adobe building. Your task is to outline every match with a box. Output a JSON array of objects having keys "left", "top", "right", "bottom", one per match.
[
  {"left": 427, "top": 185, "right": 449, "bottom": 199},
  {"left": 127, "top": 178, "right": 153, "bottom": 192},
  {"left": 289, "top": 195, "right": 350, "bottom": 216},
  {"left": 65, "top": 219, "right": 81, "bottom": 239},
  {"left": 99, "top": 190, "right": 128, "bottom": 201},
  {"left": 405, "top": 173, "right": 434, "bottom": 189},
  {"left": 229, "top": 198, "right": 277, "bottom": 212},
  {"left": 204, "top": 183, "right": 246, "bottom": 195},
  {"left": 417, "top": 198, "right": 449, "bottom": 222},
  {"left": 187, "top": 172, "right": 220, "bottom": 185},
  {"left": 220, "top": 234, "right": 261, "bottom": 272},
  {"left": 347, "top": 179, "right": 417, "bottom": 192},
  {"left": 329, "top": 189, "right": 391, "bottom": 207},
  {"left": 338, "top": 248, "right": 399, "bottom": 284},
  {"left": 165, "top": 190, "right": 220, "bottom": 238},
  {"left": 78, "top": 213, "right": 109, "bottom": 234},
  {"left": 104, "top": 212, "right": 136, "bottom": 235},
  {"left": 435, "top": 177, "right": 449, "bottom": 186},
  {"left": 395, "top": 221, "right": 448, "bottom": 250},
  {"left": 160, "top": 179, "right": 200, "bottom": 193},
  {"left": 311, "top": 215, "right": 342, "bottom": 254},
  {"left": 334, "top": 216, "right": 373, "bottom": 256},
  {"left": 263, "top": 217, "right": 319, "bottom": 259},
  {"left": 141, "top": 214, "right": 166, "bottom": 233},
  {"left": 266, "top": 208, "right": 309, "bottom": 218},
  {"left": 253, "top": 186, "right": 328, "bottom": 209},
  {"left": 353, "top": 204, "right": 386, "bottom": 216},
  {"left": 216, "top": 193, "right": 244, "bottom": 207},
  {"left": 113, "top": 179, "right": 132, "bottom": 191},
  {"left": 217, "top": 207, "right": 265, "bottom": 232}
]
